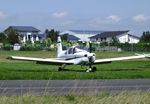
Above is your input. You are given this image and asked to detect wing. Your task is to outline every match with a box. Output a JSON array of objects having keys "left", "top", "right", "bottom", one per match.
[
  {"left": 94, "top": 54, "right": 150, "bottom": 64},
  {"left": 8, "top": 56, "right": 74, "bottom": 65}
]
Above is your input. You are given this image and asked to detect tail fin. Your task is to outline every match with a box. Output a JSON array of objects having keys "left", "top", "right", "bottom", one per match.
[{"left": 57, "top": 36, "right": 63, "bottom": 57}]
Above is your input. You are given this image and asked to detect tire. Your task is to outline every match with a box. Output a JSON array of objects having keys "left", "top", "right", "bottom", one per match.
[
  {"left": 58, "top": 67, "right": 63, "bottom": 71},
  {"left": 92, "top": 67, "right": 97, "bottom": 72}
]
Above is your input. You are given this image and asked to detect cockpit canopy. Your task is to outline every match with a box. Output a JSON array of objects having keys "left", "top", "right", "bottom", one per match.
[{"left": 67, "top": 46, "right": 87, "bottom": 54}]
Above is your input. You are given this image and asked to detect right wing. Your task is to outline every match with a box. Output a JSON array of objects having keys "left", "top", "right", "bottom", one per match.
[
  {"left": 94, "top": 54, "right": 150, "bottom": 64},
  {"left": 9, "top": 56, "right": 74, "bottom": 65}
]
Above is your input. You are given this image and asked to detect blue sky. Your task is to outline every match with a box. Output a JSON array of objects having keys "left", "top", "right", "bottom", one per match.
[{"left": 0, "top": 0, "right": 150, "bottom": 36}]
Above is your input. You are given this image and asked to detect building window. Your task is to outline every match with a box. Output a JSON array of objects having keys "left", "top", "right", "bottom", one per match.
[{"left": 28, "top": 35, "right": 31, "bottom": 41}]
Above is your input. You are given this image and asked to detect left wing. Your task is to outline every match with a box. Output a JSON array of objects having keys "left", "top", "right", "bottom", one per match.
[
  {"left": 94, "top": 54, "right": 150, "bottom": 64},
  {"left": 9, "top": 56, "right": 74, "bottom": 65}
]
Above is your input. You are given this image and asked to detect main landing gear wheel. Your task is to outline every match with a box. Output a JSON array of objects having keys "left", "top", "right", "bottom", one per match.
[
  {"left": 58, "top": 64, "right": 66, "bottom": 71},
  {"left": 58, "top": 67, "right": 63, "bottom": 71}
]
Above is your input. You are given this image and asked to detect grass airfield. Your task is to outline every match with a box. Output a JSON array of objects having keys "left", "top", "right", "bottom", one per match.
[
  {"left": 0, "top": 51, "right": 150, "bottom": 103},
  {"left": 0, "top": 51, "right": 150, "bottom": 80}
]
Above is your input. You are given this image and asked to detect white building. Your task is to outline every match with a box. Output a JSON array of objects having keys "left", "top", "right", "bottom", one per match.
[
  {"left": 60, "top": 30, "right": 103, "bottom": 41},
  {"left": 5, "top": 26, "right": 46, "bottom": 44},
  {"left": 89, "top": 31, "right": 140, "bottom": 43},
  {"left": 117, "top": 34, "right": 139, "bottom": 43}
]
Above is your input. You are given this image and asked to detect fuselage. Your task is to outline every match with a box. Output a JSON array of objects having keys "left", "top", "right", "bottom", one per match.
[{"left": 58, "top": 46, "right": 96, "bottom": 65}]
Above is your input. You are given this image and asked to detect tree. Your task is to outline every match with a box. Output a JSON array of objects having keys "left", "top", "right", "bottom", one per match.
[
  {"left": 45, "top": 29, "right": 59, "bottom": 43},
  {"left": 45, "top": 29, "right": 49, "bottom": 34},
  {"left": 0, "top": 32, "right": 7, "bottom": 43},
  {"left": 6, "top": 29, "right": 19, "bottom": 45},
  {"left": 110, "top": 37, "right": 120, "bottom": 46},
  {"left": 140, "top": 31, "right": 150, "bottom": 43},
  {"left": 61, "top": 33, "right": 68, "bottom": 41}
]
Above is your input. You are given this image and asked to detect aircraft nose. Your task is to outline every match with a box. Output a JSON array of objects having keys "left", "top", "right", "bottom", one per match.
[
  {"left": 93, "top": 53, "right": 95, "bottom": 56},
  {"left": 89, "top": 53, "right": 95, "bottom": 57},
  {"left": 88, "top": 53, "right": 96, "bottom": 63}
]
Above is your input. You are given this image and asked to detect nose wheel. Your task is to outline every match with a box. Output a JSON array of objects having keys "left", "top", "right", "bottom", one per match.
[{"left": 86, "top": 66, "right": 97, "bottom": 72}]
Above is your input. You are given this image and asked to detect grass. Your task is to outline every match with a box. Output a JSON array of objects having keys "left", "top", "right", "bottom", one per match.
[
  {"left": 0, "top": 51, "right": 150, "bottom": 80},
  {"left": 0, "top": 92, "right": 150, "bottom": 104}
]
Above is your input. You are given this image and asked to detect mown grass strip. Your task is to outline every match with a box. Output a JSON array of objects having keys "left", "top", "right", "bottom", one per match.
[{"left": 0, "top": 92, "right": 150, "bottom": 104}]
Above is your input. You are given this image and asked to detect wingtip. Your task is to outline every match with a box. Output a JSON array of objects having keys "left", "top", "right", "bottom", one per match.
[
  {"left": 6, "top": 56, "right": 13, "bottom": 59},
  {"left": 145, "top": 54, "right": 150, "bottom": 58}
]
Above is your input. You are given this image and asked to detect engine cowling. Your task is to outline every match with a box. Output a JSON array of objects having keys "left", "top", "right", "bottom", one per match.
[
  {"left": 74, "top": 57, "right": 89, "bottom": 65},
  {"left": 88, "top": 53, "right": 96, "bottom": 63}
]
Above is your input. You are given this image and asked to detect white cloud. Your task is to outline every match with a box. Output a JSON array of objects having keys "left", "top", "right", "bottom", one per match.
[
  {"left": 51, "top": 11, "right": 67, "bottom": 18},
  {"left": 62, "top": 20, "right": 74, "bottom": 26},
  {"left": 89, "top": 15, "right": 121, "bottom": 27},
  {"left": 0, "top": 11, "right": 6, "bottom": 21},
  {"left": 133, "top": 14, "right": 149, "bottom": 22},
  {"left": 106, "top": 15, "right": 121, "bottom": 22}
]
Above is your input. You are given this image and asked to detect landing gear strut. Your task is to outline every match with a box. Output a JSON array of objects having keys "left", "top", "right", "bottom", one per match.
[{"left": 58, "top": 64, "right": 66, "bottom": 71}]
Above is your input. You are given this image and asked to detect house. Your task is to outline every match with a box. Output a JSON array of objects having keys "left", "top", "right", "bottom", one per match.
[
  {"left": 4, "top": 26, "right": 46, "bottom": 43},
  {"left": 89, "top": 30, "right": 140, "bottom": 43},
  {"left": 125, "top": 34, "right": 140, "bottom": 43},
  {"left": 64, "top": 35, "right": 80, "bottom": 42},
  {"left": 60, "top": 30, "right": 103, "bottom": 41}
]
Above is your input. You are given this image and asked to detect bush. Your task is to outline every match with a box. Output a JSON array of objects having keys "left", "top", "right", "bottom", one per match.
[
  {"left": 3, "top": 44, "right": 13, "bottom": 50},
  {"left": 20, "top": 45, "right": 44, "bottom": 51},
  {"left": 20, "top": 42, "right": 43, "bottom": 51}
]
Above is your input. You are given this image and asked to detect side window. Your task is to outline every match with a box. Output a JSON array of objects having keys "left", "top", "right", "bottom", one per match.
[
  {"left": 73, "top": 48, "right": 77, "bottom": 54},
  {"left": 68, "top": 48, "right": 73, "bottom": 54}
]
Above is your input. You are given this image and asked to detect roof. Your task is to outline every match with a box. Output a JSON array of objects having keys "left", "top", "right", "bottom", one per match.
[
  {"left": 61, "top": 34, "right": 80, "bottom": 41},
  {"left": 32, "top": 34, "right": 47, "bottom": 38},
  {"left": 68, "top": 35, "right": 80, "bottom": 41},
  {"left": 8, "top": 26, "right": 40, "bottom": 32},
  {"left": 89, "top": 30, "right": 129, "bottom": 39},
  {"left": 128, "top": 34, "right": 140, "bottom": 39},
  {"left": 69, "top": 30, "right": 104, "bottom": 34}
]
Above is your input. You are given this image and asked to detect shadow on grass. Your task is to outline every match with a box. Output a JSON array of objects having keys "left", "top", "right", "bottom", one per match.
[
  {"left": 60, "top": 69, "right": 86, "bottom": 72},
  {"left": 57, "top": 68, "right": 142, "bottom": 72},
  {"left": 138, "top": 64, "right": 150, "bottom": 69},
  {"left": 8, "top": 68, "right": 86, "bottom": 73},
  {"left": 98, "top": 68, "right": 142, "bottom": 71},
  {"left": 8, "top": 69, "right": 52, "bottom": 72},
  {"left": 8, "top": 67, "right": 144, "bottom": 73}
]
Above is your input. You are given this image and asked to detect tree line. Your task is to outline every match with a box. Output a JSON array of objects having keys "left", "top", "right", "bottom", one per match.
[{"left": 0, "top": 29, "right": 150, "bottom": 47}]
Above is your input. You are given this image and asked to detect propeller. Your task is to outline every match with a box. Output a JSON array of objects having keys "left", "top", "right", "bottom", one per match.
[
  {"left": 89, "top": 41, "right": 92, "bottom": 53},
  {"left": 88, "top": 41, "right": 96, "bottom": 72}
]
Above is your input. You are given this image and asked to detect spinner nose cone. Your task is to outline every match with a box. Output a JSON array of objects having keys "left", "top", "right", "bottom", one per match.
[
  {"left": 91, "top": 55, "right": 96, "bottom": 62},
  {"left": 93, "top": 53, "right": 95, "bottom": 56},
  {"left": 88, "top": 53, "right": 95, "bottom": 57}
]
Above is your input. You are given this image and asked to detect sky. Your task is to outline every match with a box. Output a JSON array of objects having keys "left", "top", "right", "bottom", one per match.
[{"left": 0, "top": 0, "right": 150, "bottom": 36}]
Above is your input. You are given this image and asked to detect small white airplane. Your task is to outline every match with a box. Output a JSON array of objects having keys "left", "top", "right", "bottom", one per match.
[{"left": 9, "top": 36, "right": 150, "bottom": 72}]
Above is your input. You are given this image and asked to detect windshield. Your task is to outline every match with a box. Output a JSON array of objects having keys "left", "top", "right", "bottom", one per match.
[{"left": 75, "top": 46, "right": 89, "bottom": 51}]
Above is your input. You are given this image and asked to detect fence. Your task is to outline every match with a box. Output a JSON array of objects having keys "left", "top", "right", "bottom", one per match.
[
  {"left": 96, "top": 46, "right": 150, "bottom": 52},
  {"left": 96, "top": 46, "right": 118, "bottom": 51}
]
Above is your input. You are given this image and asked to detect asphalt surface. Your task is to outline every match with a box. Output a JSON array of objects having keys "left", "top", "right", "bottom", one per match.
[{"left": 0, "top": 79, "right": 150, "bottom": 96}]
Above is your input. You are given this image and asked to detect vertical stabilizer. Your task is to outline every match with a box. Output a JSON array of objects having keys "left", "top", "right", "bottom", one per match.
[{"left": 57, "top": 36, "right": 63, "bottom": 57}]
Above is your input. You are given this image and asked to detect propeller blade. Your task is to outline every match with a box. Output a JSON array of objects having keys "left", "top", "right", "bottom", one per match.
[
  {"left": 88, "top": 56, "right": 93, "bottom": 68},
  {"left": 89, "top": 41, "right": 92, "bottom": 53}
]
